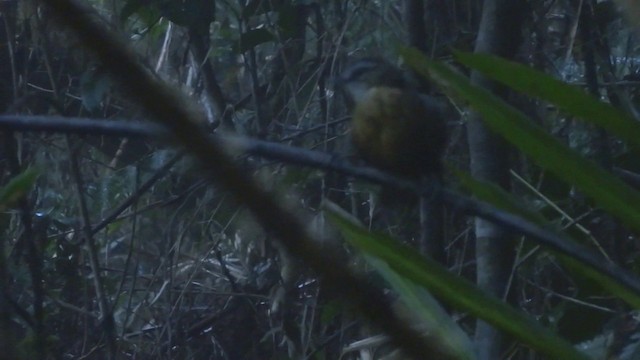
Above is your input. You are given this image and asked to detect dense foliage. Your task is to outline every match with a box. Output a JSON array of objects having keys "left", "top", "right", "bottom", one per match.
[{"left": 2, "top": 0, "right": 640, "bottom": 359}]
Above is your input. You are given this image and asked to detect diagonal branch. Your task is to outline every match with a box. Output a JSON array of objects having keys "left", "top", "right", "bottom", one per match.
[
  {"left": 40, "top": 1, "right": 446, "bottom": 358},
  {"left": 3, "top": 114, "right": 640, "bottom": 299}
]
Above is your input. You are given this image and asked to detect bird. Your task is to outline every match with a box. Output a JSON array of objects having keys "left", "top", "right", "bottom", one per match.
[
  {"left": 335, "top": 57, "right": 449, "bottom": 262},
  {"left": 336, "top": 57, "right": 448, "bottom": 179}
]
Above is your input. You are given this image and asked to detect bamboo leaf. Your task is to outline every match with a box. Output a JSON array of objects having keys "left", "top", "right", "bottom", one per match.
[
  {"left": 327, "top": 207, "right": 589, "bottom": 360},
  {"left": 401, "top": 48, "right": 640, "bottom": 235},
  {"left": 453, "top": 51, "right": 640, "bottom": 147}
]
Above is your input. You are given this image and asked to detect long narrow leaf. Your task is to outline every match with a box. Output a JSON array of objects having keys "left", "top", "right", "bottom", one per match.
[
  {"left": 453, "top": 51, "right": 640, "bottom": 146},
  {"left": 366, "top": 255, "right": 476, "bottom": 359},
  {"left": 0, "top": 168, "right": 39, "bottom": 208},
  {"left": 327, "top": 208, "right": 589, "bottom": 360},
  {"left": 401, "top": 48, "right": 640, "bottom": 235}
]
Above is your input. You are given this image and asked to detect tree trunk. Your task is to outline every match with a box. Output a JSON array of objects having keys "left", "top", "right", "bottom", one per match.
[{"left": 468, "top": 1, "right": 526, "bottom": 359}]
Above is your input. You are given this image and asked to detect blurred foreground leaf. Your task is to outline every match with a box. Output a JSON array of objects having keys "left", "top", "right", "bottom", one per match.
[
  {"left": 0, "top": 168, "right": 39, "bottom": 209},
  {"left": 326, "top": 203, "right": 588, "bottom": 360},
  {"left": 401, "top": 48, "right": 640, "bottom": 236}
]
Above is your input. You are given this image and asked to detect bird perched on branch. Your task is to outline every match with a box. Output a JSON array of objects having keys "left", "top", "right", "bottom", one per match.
[
  {"left": 335, "top": 57, "right": 449, "bottom": 261},
  {"left": 336, "top": 57, "right": 448, "bottom": 179}
]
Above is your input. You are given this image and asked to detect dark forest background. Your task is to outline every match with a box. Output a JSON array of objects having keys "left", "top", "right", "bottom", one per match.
[{"left": 2, "top": 0, "right": 640, "bottom": 359}]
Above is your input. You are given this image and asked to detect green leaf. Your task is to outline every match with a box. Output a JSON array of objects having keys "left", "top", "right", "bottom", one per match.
[
  {"left": 0, "top": 168, "right": 39, "bottom": 208},
  {"left": 400, "top": 47, "right": 640, "bottom": 234},
  {"left": 327, "top": 208, "right": 589, "bottom": 360},
  {"left": 453, "top": 51, "right": 640, "bottom": 148},
  {"left": 365, "top": 255, "right": 476, "bottom": 360}
]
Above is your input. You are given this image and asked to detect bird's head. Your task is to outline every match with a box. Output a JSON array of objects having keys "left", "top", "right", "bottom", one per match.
[{"left": 335, "top": 58, "right": 407, "bottom": 105}]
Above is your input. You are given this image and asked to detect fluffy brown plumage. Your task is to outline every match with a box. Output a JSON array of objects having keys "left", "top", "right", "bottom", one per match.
[{"left": 337, "top": 58, "right": 447, "bottom": 178}]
